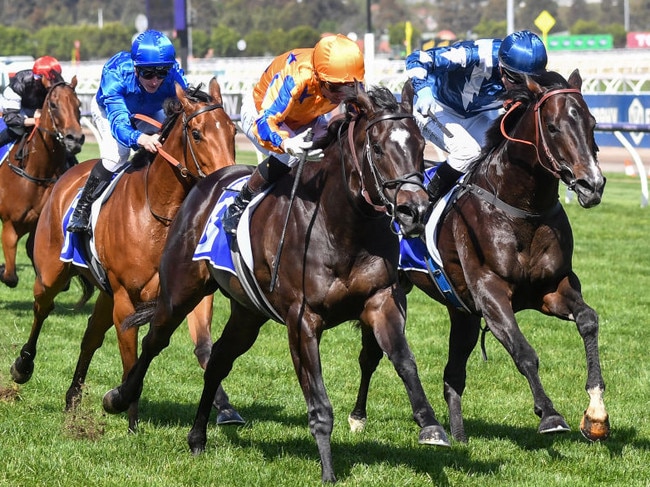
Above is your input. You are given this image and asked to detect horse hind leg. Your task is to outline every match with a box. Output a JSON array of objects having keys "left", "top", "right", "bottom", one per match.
[
  {"left": 348, "top": 324, "right": 384, "bottom": 432},
  {"left": 186, "top": 296, "right": 245, "bottom": 426},
  {"left": 65, "top": 292, "right": 114, "bottom": 412},
  {"left": 443, "top": 310, "right": 482, "bottom": 443}
]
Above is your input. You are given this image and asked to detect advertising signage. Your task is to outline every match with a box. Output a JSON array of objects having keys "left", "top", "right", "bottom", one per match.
[{"left": 547, "top": 34, "right": 613, "bottom": 51}]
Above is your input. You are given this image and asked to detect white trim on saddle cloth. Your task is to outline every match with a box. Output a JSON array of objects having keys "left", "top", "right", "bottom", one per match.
[
  {"left": 60, "top": 167, "right": 128, "bottom": 267},
  {"left": 0, "top": 141, "right": 14, "bottom": 166},
  {"left": 193, "top": 176, "right": 266, "bottom": 276}
]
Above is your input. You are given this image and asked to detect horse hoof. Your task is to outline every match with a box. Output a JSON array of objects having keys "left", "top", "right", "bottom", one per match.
[
  {"left": 0, "top": 265, "right": 18, "bottom": 288},
  {"left": 102, "top": 388, "right": 129, "bottom": 414},
  {"left": 580, "top": 412, "right": 610, "bottom": 442},
  {"left": 418, "top": 425, "right": 451, "bottom": 447},
  {"left": 539, "top": 414, "right": 571, "bottom": 434},
  {"left": 216, "top": 408, "right": 245, "bottom": 425},
  {"left": 10, "top": 359, "right": 33, "bottom": 384},
  {"left": 348, "top": 414, "right": 367, "bottom": 433}
]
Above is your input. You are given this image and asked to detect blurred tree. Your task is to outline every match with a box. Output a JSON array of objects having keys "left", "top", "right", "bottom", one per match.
[
  {"left": 434, "top": 0, "right": 483, "bottom": 38},
  {"left": 516, "top": 0, "right": 564, "bottom": 33},
  {"left": 472, "top": 19, "right": 508, "bottom": 39}
]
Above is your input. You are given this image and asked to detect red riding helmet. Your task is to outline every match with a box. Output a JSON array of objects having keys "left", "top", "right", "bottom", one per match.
[{"left": 33, "top": 56, "right": 62, "bottom": 81}]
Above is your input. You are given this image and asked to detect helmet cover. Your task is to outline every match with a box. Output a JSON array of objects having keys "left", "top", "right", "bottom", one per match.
[
  {"left": 312, "top": 34, "right": 364, "bottom": 83},
  {"left": 33, "top": 56, "right": 62, "bottom": 80},
  {"left": 131, "top": 30, "right": 176, "bottom": 67},
  {"left": 498, "top": 30, "right": 548, "bottom": 75}
]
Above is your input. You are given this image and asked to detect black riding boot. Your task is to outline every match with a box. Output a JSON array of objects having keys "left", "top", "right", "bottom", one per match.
[
  {"left": 222, "top": 155, "right": 289, "bottom": 235},
  {"left": 67, "top": 163, "right": 114, "bottom": 234},
  {"left": 427, "top": 161, "right": 463, "bottom": 206}
]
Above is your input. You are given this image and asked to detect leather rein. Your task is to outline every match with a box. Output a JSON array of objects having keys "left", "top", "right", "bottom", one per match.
[{"left": 133, "top": 102, "right": 224, "bottom": 225}]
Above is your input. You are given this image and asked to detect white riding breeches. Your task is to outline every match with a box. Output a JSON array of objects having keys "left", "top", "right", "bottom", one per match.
[{"left": 414, "top": 104, "right": 501, "bottom": 172}]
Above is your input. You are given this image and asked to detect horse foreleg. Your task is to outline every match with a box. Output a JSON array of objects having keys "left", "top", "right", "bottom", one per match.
[
  {"left": 443, "top": 309, "right": 481, "bottom": 443},
  {"left": 363, "top": 289, "right": 450, "bottom": 449},
  {"left": 0, "top": 221, "right": 20, "bottom": 288},
  {"left": 9, "top": 268, "right": 60, "bottom": 383},
  {"left": 546, "top": 274, "right": 609, "bottom": 441},
  {"left": 348, "top": 324, "right": 384, "bottom": 433},
  {"left": 186, "top": 294, "right": 244, "bottom": 425},
  {"left": 286, "top": 306, "right": 336, "bottom": 483},
  {"left": 65, "top": 292, "right": 114, "bottom": 411},
  {"left": 482, "top": 296, "right": 570, "bottom": 435}
]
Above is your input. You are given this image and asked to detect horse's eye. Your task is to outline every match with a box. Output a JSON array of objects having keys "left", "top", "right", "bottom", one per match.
[
  {"left": 546, "top": 123, "right": 559, "bottom": 134},
  {"left": 372, "top": 143, "right": 382, "bottom": 157},
  {"left": 49, "top": 102, "right": 57, "bottom": 111},
  {"left": 191, "top": 129, "right": 201, "bottom": 142}
]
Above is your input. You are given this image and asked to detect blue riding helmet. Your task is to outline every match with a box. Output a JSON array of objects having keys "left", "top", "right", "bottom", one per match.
[
  {"left": 131, "top": 30, "right": 176, "bottom": 67},
  {"left": 498, "top": 30, "right": 547, "bottom": 75}
]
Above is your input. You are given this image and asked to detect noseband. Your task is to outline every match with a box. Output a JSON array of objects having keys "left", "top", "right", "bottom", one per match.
[
  {"left": 345, "top": 111, "right": 424, "bottom": 218},
  {"left": 500, "top": 87, "right": 583, "bottom": 182}
]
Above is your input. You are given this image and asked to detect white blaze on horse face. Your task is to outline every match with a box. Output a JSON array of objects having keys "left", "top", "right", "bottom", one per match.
[
  {"left": 390, "top": 128, "right": 411, "bottom": 155},
  {"left": 215, "top": 121, "right": 221, "bottom": 130}
]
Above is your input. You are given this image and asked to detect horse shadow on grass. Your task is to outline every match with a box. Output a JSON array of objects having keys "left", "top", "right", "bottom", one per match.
[{"left": 109, "top": 399, "right": 649, "bottom": 482}]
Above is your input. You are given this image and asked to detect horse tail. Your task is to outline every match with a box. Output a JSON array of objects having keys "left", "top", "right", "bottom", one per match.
[
  {"left": 121, "top": 300, "right": 157, "bottom": 332},
  {"left": 72, "top": 275, "right": 95, "bottom": 311}
]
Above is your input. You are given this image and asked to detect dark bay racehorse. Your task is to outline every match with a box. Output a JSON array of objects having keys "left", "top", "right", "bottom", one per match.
[
  {"left": 0, "top": 75, "right": 84, "bottom": 288},
  {"left": 10, "top": 79, "right": 240, "bottom": 431},
  {"left": 351, "top": 69, "right": 610, "bottom": 443},
  {"left": 103, "top": 83, "right": 450, "bottom": 482}
]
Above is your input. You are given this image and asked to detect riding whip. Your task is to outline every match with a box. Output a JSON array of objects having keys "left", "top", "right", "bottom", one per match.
[
  {"left": 427, "top": 109, "right": 454, "bottom": 138},
  {"left": 269, "top": 130, "right": 314, "bottom": 292}
]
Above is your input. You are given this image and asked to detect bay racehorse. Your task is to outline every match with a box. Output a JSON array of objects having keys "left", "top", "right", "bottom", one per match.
[
  {"left": 0, "top": 74, "right": 84, "bottom": 288},
  {"left": 350, "top": 69, "right": 610, "bottom": 443},
  {"left": 103, "top": 83, "right": 450, "bottom": 482},
  {"left": 10, "top": 78, "right": 242, "bottom": 432}
]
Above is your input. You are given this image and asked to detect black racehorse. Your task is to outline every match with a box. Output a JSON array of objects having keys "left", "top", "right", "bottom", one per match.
[
  {"left": 103, "top": 82, "right": 451, "bottom": 483},
  {"left": 350, "top": 69, "right": 610, "bottom": 443}
]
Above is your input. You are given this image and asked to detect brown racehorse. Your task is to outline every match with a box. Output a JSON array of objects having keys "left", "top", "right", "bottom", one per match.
[
  {"left": 103, "top": 83, "right": 449, "bottom": 483},
  {"left": 0, "top": 74, "right": 84, "bottom": 288},
  {"left": 350, "top": 69, "right": 610, "bottom": 443},
  {"left": 10, "top": 78, "right": 241, "bottom": 432}
]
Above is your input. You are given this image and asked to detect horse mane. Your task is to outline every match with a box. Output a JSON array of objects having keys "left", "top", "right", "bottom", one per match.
[
  {"left": 477, "top": 70, "right": 572, "bottom": 164},
  {"left": 321, "top": 85, "right": 400, "bottom": 150}
]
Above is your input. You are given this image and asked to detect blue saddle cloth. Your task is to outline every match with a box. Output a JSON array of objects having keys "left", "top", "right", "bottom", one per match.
[
  {"left": 193, "top": 176, "right": 248, "bottom": 275},
  {"left": 0, "top": 119, "right": 14, "bottom": 165}
]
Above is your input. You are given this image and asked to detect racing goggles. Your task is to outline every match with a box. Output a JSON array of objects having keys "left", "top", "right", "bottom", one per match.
[{"left": 138, "top": 66, "right": 171, "bottom": 80}]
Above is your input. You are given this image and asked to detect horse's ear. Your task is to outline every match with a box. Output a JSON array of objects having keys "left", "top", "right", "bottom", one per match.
[
  {"left": 209, "top": 77, "right": 223, "bottom": 104},
  {"left": 568, "top": 69, "right": 583, "bottom": 90},
  {"left": 401, "top": 79, "right": 414, "bottom": 113},
  {"left": 175, "top": 82, "right": 188, "bottom": 107},
  {"left": 356, "top": 86, "right": 374, "bottom": 117},
  {"left": 525, "top": 74, "right": 544, "bottom": 95},
  {"left": 70, "top": 75, "right": 78, "bottom": 90}
]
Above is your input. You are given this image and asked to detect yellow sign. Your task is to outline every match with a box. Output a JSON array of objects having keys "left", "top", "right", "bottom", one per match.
[
  {"left": 534, "top": 10, "right": 556, "bottom": 46},
  {"left": 405, "top": 21, "right": 413, "bottom": 56}
]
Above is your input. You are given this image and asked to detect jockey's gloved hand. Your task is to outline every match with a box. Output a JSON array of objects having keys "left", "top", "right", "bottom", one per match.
[
  {"left": 414, "top": 87, "right": 436, "bottom": 116},
  {"left": 282, "top": 129, "right": 322, "bottom": 161}
]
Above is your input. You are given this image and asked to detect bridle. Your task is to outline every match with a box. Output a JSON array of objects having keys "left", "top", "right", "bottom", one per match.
[
  {"left": 499, "top": 87, "right": 583, "bottom": 182},
  {"left": 8, "top": 82, "right": 76, "bottom": 185},
  {"left": 135, "top": 101, "right": 226, "bottom": 224},
  {"left": 342, "top": 110, "right": 425, "bottom": 222},
  {"left": 135, "top": 101, "right": 224, "bottom": 180}
]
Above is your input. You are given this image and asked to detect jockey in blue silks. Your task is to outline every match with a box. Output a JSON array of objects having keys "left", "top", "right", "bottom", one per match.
[
  {"left": 406, "top": 30, "right": 548, "bottom": 205},
  {"left": 67, "top": 29, "right": 188, "bottom": 234}
]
